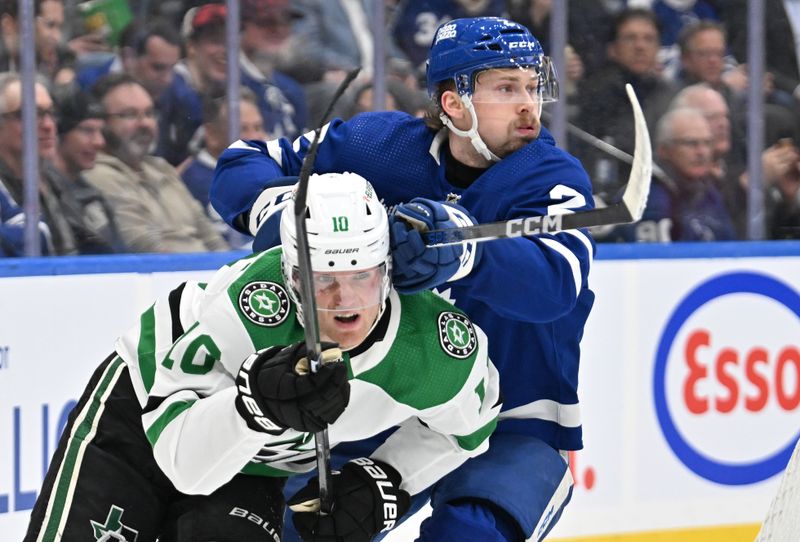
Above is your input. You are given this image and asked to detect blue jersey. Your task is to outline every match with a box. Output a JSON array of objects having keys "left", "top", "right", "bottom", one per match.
[{"left": 212, "top": 111, "right": 595, "bottom": 451}]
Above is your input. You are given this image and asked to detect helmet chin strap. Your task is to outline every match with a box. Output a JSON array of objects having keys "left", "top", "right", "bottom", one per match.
[{"left": 440, "top": 94, "right": 500, "bottom": 163}]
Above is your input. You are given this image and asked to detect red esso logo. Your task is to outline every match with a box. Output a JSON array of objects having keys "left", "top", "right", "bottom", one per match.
[
  {"left": 683, "top": 329, "right": 799, "bottom": 416},
  {"left": 662, "top": 281, "right": 799, "bottom": 473}
]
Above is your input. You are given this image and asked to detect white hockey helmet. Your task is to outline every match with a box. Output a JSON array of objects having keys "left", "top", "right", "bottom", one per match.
[{"left": 280, "top": 172, "right": 392, "bottom": 312}]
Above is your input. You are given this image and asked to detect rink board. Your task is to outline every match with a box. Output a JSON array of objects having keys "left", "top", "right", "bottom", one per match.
[{"left": 1, "top": 241, "right": 798, "bottom": 541}]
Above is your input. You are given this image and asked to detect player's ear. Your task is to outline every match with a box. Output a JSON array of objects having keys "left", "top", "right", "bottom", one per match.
[{"left": 440, "top": 90, "right": 466, "bottom": 120}]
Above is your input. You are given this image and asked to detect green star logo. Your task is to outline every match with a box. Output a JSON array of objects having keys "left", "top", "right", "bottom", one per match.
[
  {"left": 437, "top": 312, "right": 477, "bottom": 359},
  {"left": 239, "top": 281, "right": 290, "bottom": 327},
  {"left": 90, "top": 505, "right": 138, "bottom": 541}
]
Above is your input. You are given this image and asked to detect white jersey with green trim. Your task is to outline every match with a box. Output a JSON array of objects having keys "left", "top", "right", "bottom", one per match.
[{"left": 114, "top": 247, "right": 501, "bottom": 496}]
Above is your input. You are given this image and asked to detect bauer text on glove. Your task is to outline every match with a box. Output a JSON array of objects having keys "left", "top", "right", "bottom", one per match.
[{"left": 234, "top": 342, "right": 349, "bottom": 434}]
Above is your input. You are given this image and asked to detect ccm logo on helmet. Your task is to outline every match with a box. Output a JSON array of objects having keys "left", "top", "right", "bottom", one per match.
[
  {"left": 508, "top": 41, "right": 538, "bottom": 49},
  {"left": 653, "top": 271, "right": 800, "bottom": 485}
]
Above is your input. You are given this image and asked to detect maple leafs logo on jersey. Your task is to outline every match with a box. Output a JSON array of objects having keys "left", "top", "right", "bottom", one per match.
[
  {"left": 438, "top": 311, "right": 477, "bottom": 359},
  {"left": 239, "top": 281, "right": 290, "bottom": 327},
  {"left": 90, "top": 505, "right": 138, "bottom": 541}
]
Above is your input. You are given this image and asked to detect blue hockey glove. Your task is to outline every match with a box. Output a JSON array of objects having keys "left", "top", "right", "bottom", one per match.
[{"left": 389, "top": 198, "right": 482, "bottom": 294}]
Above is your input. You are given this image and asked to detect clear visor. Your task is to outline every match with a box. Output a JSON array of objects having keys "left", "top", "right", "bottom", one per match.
[
  {"left": 470, "top": 60, "right": 559, "bottom": 104},
  {"left": 292, "top": 264, "right": 388, "bottom": 312}
]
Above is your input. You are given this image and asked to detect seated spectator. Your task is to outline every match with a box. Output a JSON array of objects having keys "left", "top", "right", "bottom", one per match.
[
  {"left": 672, "top": 83, "right": 800, "bottom": 239},
  {"left": 158, "top": 3, "right": 229, "bottom": 166},
  {"left": 0, "top": 0, "right": 76, "bottom": 86},
  {"left": 720, "top": 0, "right": 800, "bottom": 108},
  {"left": 0, "top": 72, "right": 86, "bottom": 254},
  {"left": 764, "top": 139, "right": 800, "bottom": 239},
  {"left": 0, "top": 183, "right": 52, "bottom": 256},
  {"left": 45, "top": 87, "right": 126, "bottom": 253},
  {"left": 239, "top": 0, "right": 308, "bottom": 138},
  {"left": 507, "top": 0, "right": 613, "bottom": 80},
  {"left": 622, "top": 107, "right": 737, "bottom": 242},
  {"left": 651, "top": 0, "right": 719, "bottom": 70},
  {"left": 76, "top": 19, "right": 181, "bottom": 105},
  {"left": 575, "top": 7, "right": 678, "bottom": 200},
  {"left": 391, "top": 0, "right": 506, "bottom": 83},
  {"left": 83, "top": 73, "right": 229, "bottom": 253},
  {"left": 180, "top": 88, "right": 267, "bottom": 248},
  {"left": 343, "top": 78, "right": 429, "bottom": 119}
]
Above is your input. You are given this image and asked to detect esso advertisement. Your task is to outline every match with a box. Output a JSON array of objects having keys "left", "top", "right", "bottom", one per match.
[{"left": 654, "top": 271, "right": 800, "bottom": 485}]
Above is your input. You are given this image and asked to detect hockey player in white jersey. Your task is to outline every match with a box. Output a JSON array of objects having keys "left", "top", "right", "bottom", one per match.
[{"left": 24, "top": 172, "right": 500, "bottom": 542}]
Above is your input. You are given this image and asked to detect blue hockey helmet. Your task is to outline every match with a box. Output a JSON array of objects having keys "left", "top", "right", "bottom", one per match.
[{"left": 425, "top": 17, "right": 558, "bottom": 100}]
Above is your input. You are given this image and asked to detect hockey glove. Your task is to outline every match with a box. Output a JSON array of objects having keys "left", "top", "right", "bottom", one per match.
[
  {"left": 288, "top": 457, "right": 411, "bottom": 542},
  {"left": 389, "top": 198, "right": 483, "bottom": 294},
  {"left": 234, "top": 342, "right": 350, "bottom": 434}
]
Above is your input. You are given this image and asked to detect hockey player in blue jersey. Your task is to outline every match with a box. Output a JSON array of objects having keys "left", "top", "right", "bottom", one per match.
[{"left": 211, "top": 17, "right": 595, "bottom": 542}]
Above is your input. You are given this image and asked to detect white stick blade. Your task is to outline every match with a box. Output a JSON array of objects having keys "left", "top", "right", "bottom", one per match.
[{"left": 621, "top": 84, "right": 653, "bottom": 221}]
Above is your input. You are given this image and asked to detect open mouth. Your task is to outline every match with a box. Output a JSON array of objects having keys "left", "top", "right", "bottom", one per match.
[{"left": 334, "top": 313, "right": 359, "bottom": 324}]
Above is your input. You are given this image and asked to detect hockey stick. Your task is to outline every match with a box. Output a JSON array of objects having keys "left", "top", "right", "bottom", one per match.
[
  {"left": 293, "top": 68, "right": 361, "bottom": 514},
  {"left": 422, "top": 84, "right": 652, "bottom": 247}
]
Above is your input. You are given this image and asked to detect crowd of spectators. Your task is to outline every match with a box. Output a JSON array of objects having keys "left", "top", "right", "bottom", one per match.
[{"left": 0, "top": 0, "right": 798, "bottom": 257}]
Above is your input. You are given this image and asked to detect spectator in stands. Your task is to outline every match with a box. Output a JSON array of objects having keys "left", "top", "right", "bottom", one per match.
[
  {"left": 0, "top": 0, "right": 76, "bottom": 86},
  {"left": 669, "top": 84, "right": 747, "bottom": 234},
  {"left": 344, "top": 78, "right": 429, "bottom": 119},
  {"left": 391, "top": 0, "right": 506, "bottom": 83},
  {"left": 77, "top": 19, "right": 181, "bottom": 104},
  {"left": 0, "top": 183, "right": 52, "bottom": 256},
  {"left": 157, "top": 3, "right": 229, "bottom": 166},
  {"left": 636, "top": 107, "right": 736, "bottom": 241},
  {"left": 83, "top": 73, "right": 228, "bottom": 253},
  {"left": 575, "top": 7, "right": 678, "bottom": 200},
  {"left": 764, "top": 139, "right": 800, "bottom": 239},
  {"left": 650, "top": 0, "right": 719, "bottom": 71},
  {"left": 720, "top": 0, "right": 800, "bottom": 108},
  {"left": 0, "top": 72, "right": 83, "bottom": 254},
  {"left": 180, "top": 88, "right": 267, "bottom": 248},
  {"left": 239, "top": 0, "right": 308, "bottom": 138},
  {"left": 293, "top": 0, "right": 409, "bottom": 83},
  {"left": 507, "top": 0, "right": 613, "bottom": 80},
  {"left": 44, "top": 87, "right": 126, "bottom": 253},
  {"left": 671, "top": 19, "right": 767, "bottom": 128},
  {"left": 672, "top": 83, "right": 800, "bottom": 239}
]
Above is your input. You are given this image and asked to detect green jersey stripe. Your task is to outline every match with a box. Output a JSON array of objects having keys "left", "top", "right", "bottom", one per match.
[
  {"left": 145, "top": 400, "right": 196, "bottom": 446},
  {"left": 137, "top": 304, "right": 157, "bottom": 392},
  {"left": 38, "top": 356, "right": 126, "bottom": 542},
  {"left": 455, "top": 416, "right": 498, "bottom": 452}
]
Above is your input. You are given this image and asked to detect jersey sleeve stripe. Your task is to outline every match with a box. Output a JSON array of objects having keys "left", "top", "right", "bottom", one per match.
[
  {"left": 265, "top": 139, "right": 283, "bottom": 165},
  {"left": 454, "top": 415, "right": 498, "bottom": 451},
  {"left": 564, "top": 229, "right": 594, "bottom": 263},
  {"left": 540, "top": 237, "right": 582, "bottom": 296},
  {"left": 167, "top": 283, "right": 187, "bottom": 342},
  {"left": 229, "top": 139, "right": 261, "bottom": 152},
  {"left": 498, "top": 399, "right": 581, "bottom": 428},
  {"left": 144, "top": 399, "right": 196, "bottom": 446},
  {"left": 136, "top": 305, "right": 157, "bottom": 393}
]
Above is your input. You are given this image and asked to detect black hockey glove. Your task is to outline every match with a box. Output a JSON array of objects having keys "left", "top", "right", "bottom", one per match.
[
  {"left": 234, "top": 342, "right": 350, "bottom": 434},
  {"left": 288, "top": 457, "right": 411, "bottom": 542}
]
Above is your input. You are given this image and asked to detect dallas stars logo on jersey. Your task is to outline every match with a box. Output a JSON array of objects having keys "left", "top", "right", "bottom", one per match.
[
  {"left": 239, "top": 281, "right": 290, "bottom": 326},
  {"left": 438, "top": 311, "right": 477, "bottom": 359},
  {"left": 91, "top": 505, "right": 138, "bottom": 541}
]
